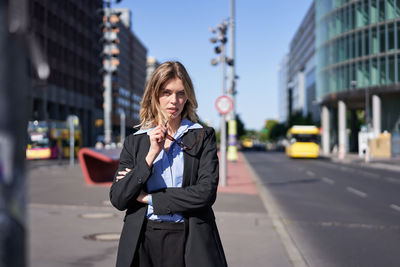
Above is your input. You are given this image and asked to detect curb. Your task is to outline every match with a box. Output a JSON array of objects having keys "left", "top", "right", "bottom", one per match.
[
  {"left": 329, "top": 158, "right": 400, "bottom": 173},
  {"left": 242, "top": 154, "right": 309, "bottom": 267}
]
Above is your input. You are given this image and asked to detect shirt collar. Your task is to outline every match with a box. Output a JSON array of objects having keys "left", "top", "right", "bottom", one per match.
[{"left": 133, "top": 118, "right": 202, "bottom": 136}]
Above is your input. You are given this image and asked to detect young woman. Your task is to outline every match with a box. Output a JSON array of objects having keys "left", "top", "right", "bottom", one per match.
[{"left": 110, "top": 61, "right": 227, "bottom": 267}]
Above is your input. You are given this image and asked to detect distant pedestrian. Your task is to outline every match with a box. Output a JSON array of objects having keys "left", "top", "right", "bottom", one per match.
[{"left": 110, "top": 61, "right": 227, "bottom": 267}]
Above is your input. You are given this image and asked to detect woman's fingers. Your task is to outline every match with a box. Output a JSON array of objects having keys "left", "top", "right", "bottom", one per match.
[{"left": 117, "top": 168, "right": 132, "bottom": 180}]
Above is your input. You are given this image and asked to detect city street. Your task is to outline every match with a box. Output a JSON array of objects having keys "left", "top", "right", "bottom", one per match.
[
  {"left": 244, "top": 151, "right": 400, "bottom": 267},
  {"left": 27, "top": 154, "right": 291, "bottom": 267}
]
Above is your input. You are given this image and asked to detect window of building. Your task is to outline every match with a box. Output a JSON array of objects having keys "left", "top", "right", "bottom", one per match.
[
  {"left": 357, "top": 62, "right": 363, "bottom": 87},
  {"left": 350, "top": 33, "right": 355, "bottom": 59},
  {"left": 343, "top": 64, "right": 349, "bottom": 90},
  {"left": 336, "top": 10, "right": 342, "bottom": 35},
  {"left": 379, "top": 25, "right": 386, "bottom": 53},
  {"left": 364, "top": 60, "right": 370, "bottom": 87},
  {"left": 388, "top": 23, "right": 395, "bottom": 51},
  {"left": 380, "top": 56, "right": 387, "bottom": 85},
  {"left": 344, "top": 35, "right": 349, "bottom": 60},
  {"left": 344, "top": 5, "right": 349, "bottom": 32},
  {"left": 372, "top": 27, "right": 379, "bottom": 53},
  {"left": 389, "top": 55, "right": 395, "bottom": 84},
  {"left": 397, "top": 0, "right": 400, "bottom": 17},
  {"left": 396, "top": 22, "right": 400, "bottom": 50},
  {"left": 371, "top": 0, "right": 378, "bottom": 23},
  {"left": 350, "top": 4, "right": 356, "bottom": 30},
  {"left": 357, "top": 31, "right": 363, "bottom": 58},
  {"left": 379, "top": 0, "right": 386, "bottom": 21},
  {"left": 339, "top": 37, "right": 345, "bottom": 62},
  {"left": 356, "top": 2, "right": 365, "bottom": 28},
  {"left": 397, "top": 55, "right": 400, "bottom": 82},
  {"left": 364, "top": 29, "right": 370, "bottom": 56},
  {"left": 371, "top": 58, "right": 379, "bottom": 86},
  {"left": 387, "top": 0, "right": 396, "bottom": 20},
  {"left": 350, "top": 63, "right": 357, "bottom": 87}
]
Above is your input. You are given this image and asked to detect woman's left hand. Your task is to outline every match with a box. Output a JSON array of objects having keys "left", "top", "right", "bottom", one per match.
[
  {"left": 116, "top": 168, "right": 131, "bottom": 181},
  {"left": 136, "top": 190, "right": 149, "bottom": 204}
]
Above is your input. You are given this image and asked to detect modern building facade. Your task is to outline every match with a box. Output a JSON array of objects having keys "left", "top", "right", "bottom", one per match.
[
  {"left": 146, "top": 56, "right": 160, "bottom": 82},
  {"left": 316, "top": 0, "right": 400, "bottom": 155},
  {"left": 105, "top": 8, "right": 147, "bottom": 135},
  {"left": 287, "top": 1, "right": 320, "bottom": 123},
  {"left": 278, "top": 55, "right": 289, "bottom": 123},
  {"left": 29, "top": 0, "right": 103, "bottom": 147}
]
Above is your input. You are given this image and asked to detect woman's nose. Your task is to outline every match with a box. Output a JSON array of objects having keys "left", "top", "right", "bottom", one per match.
[{"left": 170, "top": 93, "right": 178, "bottom": 103}]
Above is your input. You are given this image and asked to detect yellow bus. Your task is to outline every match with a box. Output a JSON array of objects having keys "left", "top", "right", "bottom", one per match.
[
  {"left": 241, "top": 138, "right": 254, "bottom": 150},
  {"left": 26, "top": 120, "right": 82, "bottom": 160},
  {"left": 285, "top": 125, "right": 320, "bottom": 158}
]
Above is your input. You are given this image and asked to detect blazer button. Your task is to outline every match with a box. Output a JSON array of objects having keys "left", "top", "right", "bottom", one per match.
[
  {"left": 138, "top": 178, "right": 142, "bottom": 183},
  {"left": 167, "top": 208, "right": 171, "bottom": 213}
]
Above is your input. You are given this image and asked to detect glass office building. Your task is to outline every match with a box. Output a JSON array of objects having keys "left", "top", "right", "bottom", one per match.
[{"left": 316, "top": 0, "right": 400, "bottom": 154}]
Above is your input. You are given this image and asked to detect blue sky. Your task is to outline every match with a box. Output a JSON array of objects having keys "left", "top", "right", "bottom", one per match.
[{"left": 114, "top": 0, "right": 313, "bottom": 130}]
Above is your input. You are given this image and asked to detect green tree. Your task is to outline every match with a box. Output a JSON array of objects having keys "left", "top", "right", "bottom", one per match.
[
  {"left": 269, "top": 123, "right": 288, "bottom": 141},
  {"left": 259, "top": 119, "right": 278, "bottom": 142},
  {"left": 288, "top": 111, "right": 314, "bottom": 126}
]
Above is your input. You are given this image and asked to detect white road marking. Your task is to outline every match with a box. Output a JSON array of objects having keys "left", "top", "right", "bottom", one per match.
[
  {"left": 386, "top": 177, "right": 400, "bottom": 184},
  {"left": 390, "top": 204, "right": 400, "bottom": 212},
  {"left": 359, "top": 171, "right": 379, "bottom": 179},
  {"left": 346, "top": 187, "right": 368, "bottom": 198},
  {"left": 306, "top": 171, "right": 315, "bottom": 177},
  {"left": 322, "top": 177, "right": 335, "bottom": 185}
]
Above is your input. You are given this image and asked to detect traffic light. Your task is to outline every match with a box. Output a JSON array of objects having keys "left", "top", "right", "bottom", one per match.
[
  {"left": 100, "top": 9, "right": 121, "bottom": 73},
  {"left": 209, "top": 19, "right": 233, "bottom": 67}
]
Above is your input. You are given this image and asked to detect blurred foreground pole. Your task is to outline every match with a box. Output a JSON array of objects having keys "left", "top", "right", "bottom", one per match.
[
  {"left": 0, "top": 1, "right": 28, "bottom": 266},
  {"left": 0, "top": 0, "right": 49, "bottom": 266}
]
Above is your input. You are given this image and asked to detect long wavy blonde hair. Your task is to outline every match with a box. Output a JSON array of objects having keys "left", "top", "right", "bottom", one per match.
[{"left": 138, "top": 61, "right": 199, "bottom": 129}]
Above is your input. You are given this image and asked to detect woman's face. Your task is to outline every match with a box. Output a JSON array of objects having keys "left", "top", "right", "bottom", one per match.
[{"left": 158, "top": 78, "right": 188, "bottom": 121}]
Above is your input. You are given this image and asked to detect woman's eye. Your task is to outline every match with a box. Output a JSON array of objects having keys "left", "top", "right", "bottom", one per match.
[
  {"left": 178, "top": 92, "right": 185, "bottom": 97},
  {"left": 162, "top": 91, "right": 170, "bottom": 96}
]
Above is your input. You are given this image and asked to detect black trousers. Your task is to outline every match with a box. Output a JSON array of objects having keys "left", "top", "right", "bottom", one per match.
[{"left": 132, "top": 219, "right": 185, "bottom": 267}]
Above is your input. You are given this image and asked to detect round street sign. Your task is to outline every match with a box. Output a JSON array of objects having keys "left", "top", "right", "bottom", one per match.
[{"left": 215, "top": 95, "right": 234, "bottom": 115}]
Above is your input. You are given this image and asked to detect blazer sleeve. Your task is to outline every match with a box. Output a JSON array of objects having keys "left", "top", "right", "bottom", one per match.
[
  {"left": 151, "top": 128, "right": 219, "bottom": 215},
  {"left": 109, "top": 135, "right": 153, "bottom": 211}
]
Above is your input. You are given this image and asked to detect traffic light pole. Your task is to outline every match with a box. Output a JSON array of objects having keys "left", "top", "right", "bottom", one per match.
[
  {"left": 220, "top": 45, "right": 227, "bottom": 187},
  {"left": 103, "top": 1, "right": 113, "bottom": 147},
  {"left": 210, "top": 19, "right": 231, "bottom": 186},
  {"left": 227, "top": 0, "right": 238, "bottom": 162}
]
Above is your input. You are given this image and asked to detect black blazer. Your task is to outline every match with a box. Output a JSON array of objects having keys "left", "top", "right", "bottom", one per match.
[{"left": 110, "top": 126, "right": 228, "bottom": 267}]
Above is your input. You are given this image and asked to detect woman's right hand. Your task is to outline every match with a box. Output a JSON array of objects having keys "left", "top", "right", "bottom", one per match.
[{"left": 146, "top": 124, "right": 167, "bottom": 167}]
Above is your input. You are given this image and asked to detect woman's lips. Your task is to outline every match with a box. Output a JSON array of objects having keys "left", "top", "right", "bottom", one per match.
[{"left": 168, "top": 108, "right": 178, "bottom": 114}]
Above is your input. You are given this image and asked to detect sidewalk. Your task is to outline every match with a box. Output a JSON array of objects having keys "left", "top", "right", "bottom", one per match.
[
  {"left": 215, "top": 152, "right": 292, "bottom": 266},
  {"left": 28, "top": 152, "right": 293, "bottom": 267},
  {"left": 323, "top": 153, "right": 400, "bottom": 172}
]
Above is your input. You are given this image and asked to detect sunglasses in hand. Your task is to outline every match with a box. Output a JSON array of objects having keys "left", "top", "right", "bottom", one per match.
[{"left": 164, "top": 128, "right": 204, "bottom": 151}]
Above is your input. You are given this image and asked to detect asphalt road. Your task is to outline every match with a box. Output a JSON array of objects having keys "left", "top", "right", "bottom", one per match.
[{"left": 244, "top": 151, "right": 400, "bottom": 267}]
